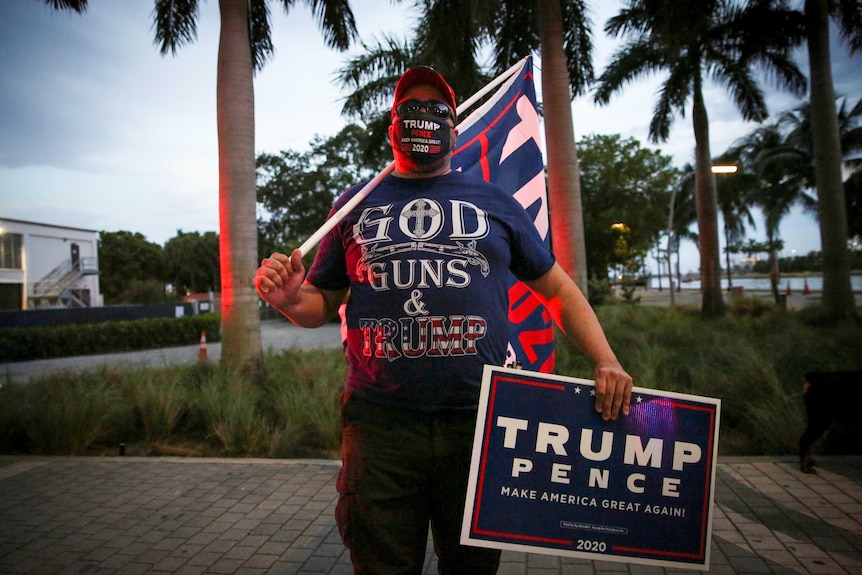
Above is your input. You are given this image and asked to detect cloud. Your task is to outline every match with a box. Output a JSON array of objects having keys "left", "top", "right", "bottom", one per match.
[{"left": 8, "top": 6, "right": 149, "bottom": 163}]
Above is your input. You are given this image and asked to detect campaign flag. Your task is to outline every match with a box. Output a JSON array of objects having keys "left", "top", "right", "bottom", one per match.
[{"left": 451, "top": 56, "right": 554, "bottom": 373}]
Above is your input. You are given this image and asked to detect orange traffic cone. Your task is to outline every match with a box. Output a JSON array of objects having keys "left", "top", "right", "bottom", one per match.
[
  {"left": 803, "top": 279, "right": 810, "bottom": 295},
  {"left": 198, "top": 331, "right": 208, "bottom": 361},
  {"left": 785, "top": 282, "right": 792, "bottom": 296}
]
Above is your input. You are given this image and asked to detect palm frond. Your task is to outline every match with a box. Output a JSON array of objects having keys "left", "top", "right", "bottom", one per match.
[
  {"left": 648, "top": 58, "right": 695, "bottom": 142},
  {"left": 593, "top": 39, "right": 666, "bottom": 105},
  {"left": 152, "top": 0, "right": 200, "bottom": 56},
  {"left": 561, "top": 0, "right": 594, "bottom": 94},
  {"left": 604, "top": 6, "right": 650, "bottom": 38},
  {"left": 249, "top": 0, "right": 274, "bottom": 72},
  {"left": 489, "top": 0, "right": 539, "bottom": 73},
  {"left": 838, "top": 96, "right": 862, "bottom": 159},
  {"left": 291, "top": 0, "right": 359, "bottom": 50},
  {"left": 710, "top": 55, "right": 767, "bottom": 123},
  {"left": 336, "top": 35, "right": 415, "bottom": 118},
  {"left": 44, "top": 0, "right": 88, "bottom": 12},
  {"left": 411, "top": 0, "right": 485, "bottom": 95},
  {"left": 833, "top": 0, "right": 862, "bottom": 52}
]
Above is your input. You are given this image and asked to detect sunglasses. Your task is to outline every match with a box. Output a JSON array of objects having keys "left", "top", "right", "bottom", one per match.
[{"left": 395, "top": 99, "right": 453, "bottom": 120}]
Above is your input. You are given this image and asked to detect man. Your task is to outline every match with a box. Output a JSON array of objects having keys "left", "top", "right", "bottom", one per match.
[{"left": 255, "top": 66, "right": 633, "bottom": 575}]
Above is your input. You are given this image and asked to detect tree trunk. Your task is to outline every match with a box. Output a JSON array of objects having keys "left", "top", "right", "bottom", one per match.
[
  {"left": 217, "top": 0, "right": 264, "bottom": 373},
  {"left": 692, "top": 76, "right": 725, "bottom": 318},
  {"left": 666, "top": 186, "right": 677, "bottom": 305},
  {"left": 805, "top": 0, "right": 856, "bottom": 320},
  {"left": 768, "top": 232, "right": 781, "bottom": 303},
  {"left": 537, "top": 0, "right": 588, "bottom": 294},
  {"left": 725, "top": 225, "right": 733, "bottom": 290}
]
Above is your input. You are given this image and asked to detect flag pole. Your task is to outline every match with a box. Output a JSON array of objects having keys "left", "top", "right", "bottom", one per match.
[
  {"left": 297, "top": 161, "right": 394, "bottom": 256},
  {"left": 454, "top": 56, "right": 529, "bottom": 119},
  {"left": 297, "top": 56, "right": 530, "bottom": 257}
]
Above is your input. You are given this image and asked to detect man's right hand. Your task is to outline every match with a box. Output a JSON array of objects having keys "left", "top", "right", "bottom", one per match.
[{"left": 254, "top": 249, "right": 306, "bottom": 310}]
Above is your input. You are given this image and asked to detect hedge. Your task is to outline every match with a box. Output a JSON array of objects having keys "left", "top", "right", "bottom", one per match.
[{"left": 0, "top": 313, "right": 221, "bottom": 362}]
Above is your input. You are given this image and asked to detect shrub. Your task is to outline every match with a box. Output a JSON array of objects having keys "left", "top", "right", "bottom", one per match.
[
  {"left": 727, "top": 296, "right": 775, "bottom": 318},
  {"left": 1, "top": 306, "right": 859, "bottom": 459},
  {"left": 0, "top": 383, "right": 29, "bottom": 453},
  {"left": 19, "top": 370, "right": 126, "bottom": 455},
  {"left": 587, "top": 279, "right": 612, "bottom": 307},
  {"left": 555, "top": 304, "right": 861, "bottom": 457},
  {"left": 265, "top": 349, "right": 346, "bottom": 458},
  {"left": 0, "top": 314, "right": 221, "bottom": 362},
  {"left": 197, "top": 369, "right": 272, "bottom": 456},
  {"left": 130, "top": 368, "right": 193, "bottom": 444}
]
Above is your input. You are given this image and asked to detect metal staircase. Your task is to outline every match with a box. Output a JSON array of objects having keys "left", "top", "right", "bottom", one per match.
[{"left": 30, "top": 256, "right": 99, "bottom": 309}]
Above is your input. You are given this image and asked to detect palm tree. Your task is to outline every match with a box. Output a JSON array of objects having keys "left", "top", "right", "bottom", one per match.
[
  {"left": 770, "top": 96, "right": 862, "bottom": 184},
  {"left": 338, "top": 1, "right": 596, "bottom": 293},
  {"left": 745, "top": 96, "right": 862, "bottom": 301},
  {"left": 532, "top": 0, "right": 593, "bottom": 293},
  {"left": 46, "top": 0, "right": 359, "bottom": 373},
  {"left": 800, "top": 0, "right": 861, "bottom": 320},
  {"left": 593, "top": 0, "right": 807, "bottom": 318},
  {"left": 476, "top": 0, "right": 596, "bottom": 292},
  {"left": 714, "top": 153, "right": 757, "bottom": 291},
  {"left": 668, "top": 164, "right": 699, "bottom": 296},
  {"left": 156, "top": 1, "right": 357, "bottom": 374},
  {"left": 730, "top": 121, "right": 813, "bottom": 301}
]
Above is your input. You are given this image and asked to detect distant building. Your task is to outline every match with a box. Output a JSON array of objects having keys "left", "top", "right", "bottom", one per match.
[{"left": 0, "top": 217, "right": 103, "bottom": 311}]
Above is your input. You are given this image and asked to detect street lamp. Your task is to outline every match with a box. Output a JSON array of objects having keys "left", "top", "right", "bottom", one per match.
[
  {"left": 711, "top": 165, "right": 738, "bottom": 174},
  {"left": 712, "top": 164, "right": 739, "bottom": 292}
]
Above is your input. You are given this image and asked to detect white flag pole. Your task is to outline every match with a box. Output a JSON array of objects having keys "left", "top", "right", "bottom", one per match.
[
  {"left": 454, "top": 56, "right": 529, "bottom": 120},
  {"left": 296, "top": 56, "right": 530, "bottom": 257},
  {"left": 296, "top": 161, "right": 394, "bottom": 256}
]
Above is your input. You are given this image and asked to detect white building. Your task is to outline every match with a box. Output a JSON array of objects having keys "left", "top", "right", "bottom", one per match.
[{"left": 0, "top": 217, "right": 103, "bottom": 311}]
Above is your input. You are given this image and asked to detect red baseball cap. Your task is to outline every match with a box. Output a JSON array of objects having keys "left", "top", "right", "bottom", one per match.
[{"left": 392, "top": 66, "right": 457, "bottom": 121}]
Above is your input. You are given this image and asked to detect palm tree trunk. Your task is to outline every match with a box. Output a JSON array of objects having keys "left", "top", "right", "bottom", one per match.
[
  {"left": 666, "top": 187, "right": 677, "bottom": 305},
  {"left": 725, "top": 225, "right": 733, "bottom": 291},
  {"left": 768, "top": 232, "right": 781, "bottom": 303},
  {"left": 692, "top": 76, "right": 725, "bottom": 318},
  {"left": 537, "top": 0, "right": 588, "bottom": 294},
  {"left": 805, "top": 0, "right": 856, "bottom": 320},
  {"left": 217, "top": 0, "right": 263, "bottom": 373}
]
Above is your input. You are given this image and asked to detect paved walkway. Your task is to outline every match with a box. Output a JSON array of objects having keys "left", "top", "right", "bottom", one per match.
[{"left": 1, "top": 455, "right": 860, "bottom": 574}]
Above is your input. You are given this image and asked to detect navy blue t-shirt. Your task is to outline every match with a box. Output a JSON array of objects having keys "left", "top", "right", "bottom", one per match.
[{"left": 306, "top": 170, "right": 555, "bottom": 411}]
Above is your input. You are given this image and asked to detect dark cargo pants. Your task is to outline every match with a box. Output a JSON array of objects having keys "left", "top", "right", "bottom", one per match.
[{"left": 336, "top": 393, "right": 500, "bottom": 575}]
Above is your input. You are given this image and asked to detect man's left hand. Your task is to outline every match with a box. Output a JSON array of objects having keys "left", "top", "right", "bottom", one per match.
[{"left": 593, "top": 362, "right": 633, "bottom": 421}]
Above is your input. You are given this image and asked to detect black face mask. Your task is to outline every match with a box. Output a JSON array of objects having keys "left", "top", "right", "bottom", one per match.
[{"left": 390, "top": 112, "right": 452, "bottom": 164}]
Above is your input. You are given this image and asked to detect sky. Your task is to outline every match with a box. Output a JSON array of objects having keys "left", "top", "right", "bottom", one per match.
[{"left": 1, "top": 1, "right": 860, "bottom": 275}]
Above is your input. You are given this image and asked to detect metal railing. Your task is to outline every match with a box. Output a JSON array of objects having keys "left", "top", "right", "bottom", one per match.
[{"left": 30, "top": 257, "right": 99, "bottom": 307}]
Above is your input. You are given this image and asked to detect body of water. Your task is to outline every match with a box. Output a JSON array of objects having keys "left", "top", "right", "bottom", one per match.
[{"left": 648, "top": 274, "right": 862, "bottom": 292}]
